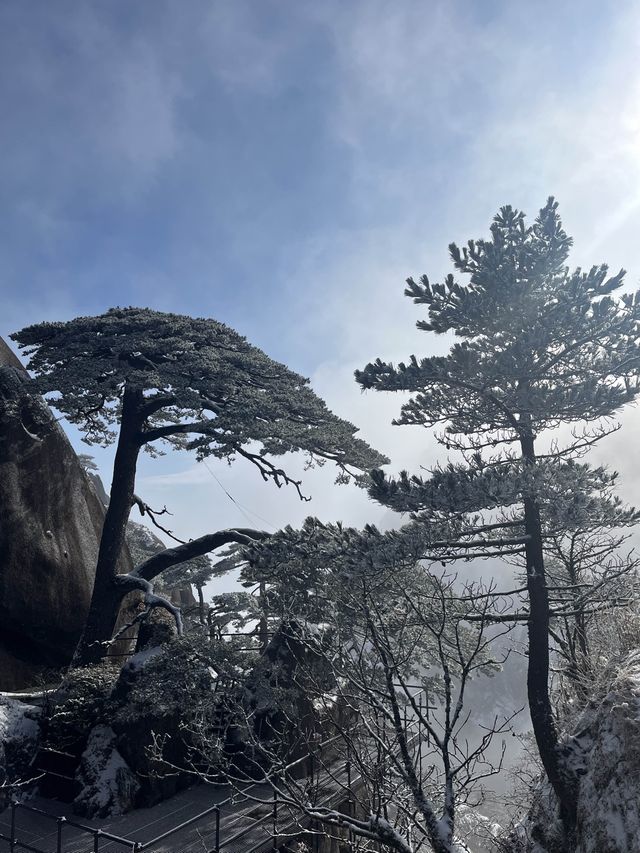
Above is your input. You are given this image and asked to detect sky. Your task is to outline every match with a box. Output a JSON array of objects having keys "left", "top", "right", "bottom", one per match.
[{"left": 3, "top": 0, "right": 640, "bottom": 593}]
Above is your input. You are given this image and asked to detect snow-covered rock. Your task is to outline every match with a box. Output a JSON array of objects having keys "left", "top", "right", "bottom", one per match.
[
  {"left": 73, "top": 725, "right": 139, "bottom": 818},
  {"left": 0, "top": 697, "right": 40, "bottom": 805},
  {"left": 110, "top": 641, "right": 216, "bottom": 807},
  {"left": 456, "top": 804, "right": 503, "bottom": 852},
  {"left": 574, "top": 656, "right": 640, "bottom": 853},
  {"left": 503, "top": 653, "right": 640, "bottom": 852}
]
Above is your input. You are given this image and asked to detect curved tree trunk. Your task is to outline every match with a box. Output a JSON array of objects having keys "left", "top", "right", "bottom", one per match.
[
  {"left": 71, "top": 381, "right": 269, "bottom": 667},
  {"left": 73, "top": 387, "right": 143, "bottom": 666}
]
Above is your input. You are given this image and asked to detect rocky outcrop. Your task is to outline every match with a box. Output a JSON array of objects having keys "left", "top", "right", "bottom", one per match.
[
  {"left": 0, "top": 338, "right": 133, "bottom": 689},
  {"left": 108, "top": 644, "right": 215, "bottom": 807},
  {"left": 503, "top": 654, "right": 640, "bottom": 853},
  {"left": 73, "top": 725, "right": 140, "bottom": 818},
  {"left": 0, "top": 696, "right": 41, "bottom": 807}
]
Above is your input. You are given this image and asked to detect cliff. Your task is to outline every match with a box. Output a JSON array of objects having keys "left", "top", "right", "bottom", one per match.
[{"left": 0, "top": 338, "right": 133, "bottom": 689}]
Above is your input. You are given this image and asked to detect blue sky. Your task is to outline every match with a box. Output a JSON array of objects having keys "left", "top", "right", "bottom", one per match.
[{"left": 3, "top": 0, "right": 640, "bottom": 580}]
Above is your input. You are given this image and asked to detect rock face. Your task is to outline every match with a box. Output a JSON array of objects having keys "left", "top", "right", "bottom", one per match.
[
  {"left": 0, "top": 338, "right": 133, "bottom": 689},
  {"left": 573, "top": 659, "right": 640, "bottom": 853},
  {"left": 505, "top": 654, "right": 640, "bottom": 853},
  {"left": 108, "top": 645, "right": 214, "bottom": 807}
]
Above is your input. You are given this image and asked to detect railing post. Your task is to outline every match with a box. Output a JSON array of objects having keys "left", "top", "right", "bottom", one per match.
[
  {"left": 9, "top": 801, "right": 16, "bottom": 853},
  {"left": 93, "top": 828, "right": 101, "bottom": 853},
  {"left": 425, "top": 685, "right": 431, "bottom": 746},
  {"left": 272, "top": 786, "right": 278, "bottom": 852},
  {"left": 57, "top": 816, "right": 66, "bottom": 853},
  {"left": 376, "top": 716, "right": 382, "bottom": 813},
  {"left": 346, "top": 742, "right": 353, "bottom": 851},
  {"left": 215, "top": 806, "right": 220, "bottom": 853},
  {"left": 347, "top": 760, "right": 353, "bottom": 844},
  {"left": 418, "top": 693, "right": 423, "bottom": 781}
]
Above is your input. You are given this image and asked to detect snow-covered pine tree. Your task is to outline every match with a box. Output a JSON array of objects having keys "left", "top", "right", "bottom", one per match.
[
  {"left": 12, "top": 308, "right": 387, "bottom": 666},
  {"left": 355, "top": 198, "right": 640, "bottom": 832}
]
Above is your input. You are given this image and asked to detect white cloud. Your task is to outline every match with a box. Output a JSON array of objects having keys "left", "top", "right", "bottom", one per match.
[
  {"left": 108, "top": 42, "right": 182, "bottom": 172},
  {"left": 318, "top": 1, "right": 469, "bottom": 147},
  {"left": 9, "top": 0, "right": 640, "bottom": 600}
]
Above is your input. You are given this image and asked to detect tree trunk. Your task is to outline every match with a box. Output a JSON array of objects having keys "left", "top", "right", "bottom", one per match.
[
  {"left": 73, "top": 387, "right": 144, "bottom": 666},
  {"left": 520, "top": 428, "right": 576, "bottom": 831},
  {"left": 197, "top": 584, "right": 206, "bottom": 625}
]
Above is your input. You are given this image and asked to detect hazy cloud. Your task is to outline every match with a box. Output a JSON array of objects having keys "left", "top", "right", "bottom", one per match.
[{"left": 4, "top": 0, "right": 640, "bottom": 596}]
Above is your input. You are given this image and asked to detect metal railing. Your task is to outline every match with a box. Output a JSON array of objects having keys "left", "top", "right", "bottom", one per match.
[
  {"left": 223, "top": 686, "right": 431, "bottom": 853},
  {"left": 1, "top": 800, "right": 221, "bottom": 853},
  {"left": 2, "top": 732, "right": 358, "bottom": 853},
  {"left": 138, "top": 803, "right": 221, "bottom": 852},
  {"left": 215, "top": 733, "right": 344, "bottom": 853},
  {"left": 2, "top": 801, "right": 142, "bottom": 852},
  {"left": 2, "top": 686, "right": 432, "bottom": 853}
]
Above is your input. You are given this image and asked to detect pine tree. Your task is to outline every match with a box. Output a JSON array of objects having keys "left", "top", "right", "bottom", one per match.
[
  {"left": 12, "top": 308, "right": 386, "bottom": 666},
  {"left": 355, "top": 199, "right": 640, "bottom": 831}
]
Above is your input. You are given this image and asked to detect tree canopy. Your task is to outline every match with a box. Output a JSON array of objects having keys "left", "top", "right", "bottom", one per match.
[
  {"left": 357, "top": 200, "right": 640, "bottom": 437},
  {"left": 13, "top": 307, "right": 387, "bottom": 490}
]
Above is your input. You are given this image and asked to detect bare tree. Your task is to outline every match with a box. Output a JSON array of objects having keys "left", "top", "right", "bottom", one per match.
[
  {"left": 162, "top": 523, "right": 518, "bottom": 853},
  {"left": 543, "top": 527, "right": 640, "bottom": 699}
]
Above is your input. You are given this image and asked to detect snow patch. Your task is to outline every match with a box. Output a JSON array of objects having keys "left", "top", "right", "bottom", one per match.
[
  {"left": 74, "top": 725, "right": 140, "bottom": 818},
  {"left": 0, "top": 697, "right": 40, "bottom": 800},
  {"left": 121, "top": 645, "right": 162, "bottom": 674},
  {"left": 0, "top": 698, "right": 40, "bottom": 746},
  {"left": 574, "top": 662, "right": 640, "bottom": 853}
]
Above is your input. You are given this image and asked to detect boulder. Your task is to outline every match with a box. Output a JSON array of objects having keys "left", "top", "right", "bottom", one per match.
[
  {"left": 73, "top": 725, "right": 140, "bottom": 818},
  {"left": 109, "top": 642, "right": 219, "bottom": 807},
  {"left": 0, "top": 337, "right": 133, "bottom": 689},
  {"left": 573, "top": 658, "right": 640, "bottom": 853},
  {"left": 0, "top": 697, "right": 41, "bottom": 807}
]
